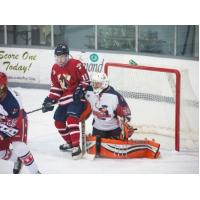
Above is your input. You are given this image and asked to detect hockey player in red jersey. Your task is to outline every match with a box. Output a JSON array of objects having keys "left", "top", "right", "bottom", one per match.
[
  {"left": 0, "top": 72, "right": 40, "bottom": 173},
  {"left": 42, "top": 43, "right": 90, "bottom": 159}
]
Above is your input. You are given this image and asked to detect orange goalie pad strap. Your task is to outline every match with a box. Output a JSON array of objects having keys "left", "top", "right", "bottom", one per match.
[{"left": 86, "top": 136, "right": 160, "bottom": 159}]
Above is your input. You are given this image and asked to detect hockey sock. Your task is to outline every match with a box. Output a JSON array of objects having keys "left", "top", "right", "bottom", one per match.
[
  {"left": 55, "top": 121, "right": 72, "bottom": 144},
  {"left": 67, "top": 116, "right": 80, "bottom": 147},
  {"left": 12, "top": 141, "right": 39, "bottom": 174}
]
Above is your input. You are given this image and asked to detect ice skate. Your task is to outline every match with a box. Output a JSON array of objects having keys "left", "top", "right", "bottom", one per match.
[
  {"left": 59, "top": 142, "right": 72, "bottom": 152},
  {"left": 72, "top": 146, "right": 82, "bottom": 160},
  {"left": 13, "top": 158, "right": 23, "bottom": 174}
]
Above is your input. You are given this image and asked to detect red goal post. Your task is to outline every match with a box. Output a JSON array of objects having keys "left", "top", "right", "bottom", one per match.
[{"left": 104, "top": 62, "right": 181, "bottom": 151}]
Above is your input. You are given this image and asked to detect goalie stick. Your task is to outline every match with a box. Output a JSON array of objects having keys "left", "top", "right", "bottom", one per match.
[{"left": 81, "top": 120, "right": 95, "bottom": 160}]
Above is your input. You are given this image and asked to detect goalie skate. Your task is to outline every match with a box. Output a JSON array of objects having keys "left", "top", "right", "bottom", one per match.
[{"left": 13, "top": 158, "right": 23, "bottom": 174}]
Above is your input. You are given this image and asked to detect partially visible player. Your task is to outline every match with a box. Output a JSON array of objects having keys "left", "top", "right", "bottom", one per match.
[
  {"left": 41, "top": 43, "right": 90, "bottom": 159},
  {"left": 0, "top": 72, "right": 40, "bottom": 174}
]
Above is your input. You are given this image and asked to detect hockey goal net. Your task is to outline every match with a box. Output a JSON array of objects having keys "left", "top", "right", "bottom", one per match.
[{"left": 104, "top": 62, "right": 198, "bottom": 151}]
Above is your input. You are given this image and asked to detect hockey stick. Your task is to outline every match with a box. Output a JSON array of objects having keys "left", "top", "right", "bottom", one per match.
[
  {"left": 26, "top": 102, "right": 58, "bottom": 115},
  {"left": 81, "top": 121, "right": 95, "bottom": 160},
  {"left": 81, "top": 120, "right": 86, "bottom": 154},
  {"left": 26, "top": 107, "right": 43, "bottom": 114}
]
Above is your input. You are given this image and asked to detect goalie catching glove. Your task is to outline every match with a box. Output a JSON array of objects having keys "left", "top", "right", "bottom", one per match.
[{"left": 119, "top": 116, "right": 137, "bottom": 140}]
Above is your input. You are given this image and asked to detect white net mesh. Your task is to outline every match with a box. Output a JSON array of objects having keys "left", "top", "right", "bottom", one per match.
[{"left": 106, "top": 64, "right": 198, "bottom": 151}]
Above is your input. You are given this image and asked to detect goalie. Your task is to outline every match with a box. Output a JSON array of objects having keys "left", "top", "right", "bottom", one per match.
[{"left": 60, "top": 72, "right": 160, "bottom": 159}]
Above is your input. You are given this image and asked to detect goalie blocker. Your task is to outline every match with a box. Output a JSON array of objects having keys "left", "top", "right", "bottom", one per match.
[{"left": 85, "top": 135, "right": 160, "bottom": 159}]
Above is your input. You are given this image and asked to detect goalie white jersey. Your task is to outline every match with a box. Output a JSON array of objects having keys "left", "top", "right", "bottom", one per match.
[{"left": 85, "top": 86, "right": 131, "bottom": 131}]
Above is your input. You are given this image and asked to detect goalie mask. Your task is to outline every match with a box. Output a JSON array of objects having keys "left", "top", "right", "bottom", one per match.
[
  {"left": 54, "top": 43, "right": 69, "bottom": 67},
  {"left": 0, "top": 72, "right": 8, "bottom": 98},
  {"left": 91, "top": 72, "right": 109, "bottom": 95}
]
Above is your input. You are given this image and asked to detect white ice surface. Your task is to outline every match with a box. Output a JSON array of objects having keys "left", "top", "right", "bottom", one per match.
[{"left": 0, "top": 88, "right": 198, "bottom": 174}]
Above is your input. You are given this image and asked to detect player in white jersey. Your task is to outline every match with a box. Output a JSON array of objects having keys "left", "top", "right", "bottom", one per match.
[
  {"left": 86, "top": 72, "right": 132, "bottom": 139},
  {"left": 0, "top": 72, "right": 40, "bottom": 174}
]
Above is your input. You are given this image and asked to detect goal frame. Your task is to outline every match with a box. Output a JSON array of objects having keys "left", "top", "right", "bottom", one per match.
[{"left": 104, "top": 62, "right": 181, "bottom": 151}]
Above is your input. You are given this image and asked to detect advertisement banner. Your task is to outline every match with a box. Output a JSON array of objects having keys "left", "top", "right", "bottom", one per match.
[
  {"left": 0, "top": 47, "right": 54, "bottom": 84},
  {"left": 0, "top": 47, "right": 198, "bottom": 94}
]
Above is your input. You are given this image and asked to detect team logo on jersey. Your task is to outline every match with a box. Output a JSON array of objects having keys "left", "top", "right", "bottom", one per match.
[
  {"left": 93, "top": 105, "right": 111, "bottom": 120},
  {"left": 57, "top": 74, "right": 71, "bottom": 89}
]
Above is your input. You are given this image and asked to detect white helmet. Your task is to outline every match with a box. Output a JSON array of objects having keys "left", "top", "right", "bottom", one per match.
[{"left": 90, "top": 72, "right": 109, "bottom": 95}]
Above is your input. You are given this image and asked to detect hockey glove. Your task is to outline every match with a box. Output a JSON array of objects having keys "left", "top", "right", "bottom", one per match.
[
  {"left": 42, "top": 97, "right": 57, "bottom": 113},
  {"left": 123, "top": 122, "right": 136, "bottom": 138},
  {"left": 119, "top": 116, "right": 137, "bottom": 140},
  {"left": 73, "top": 86, "right": 85, "bottom": 104}
]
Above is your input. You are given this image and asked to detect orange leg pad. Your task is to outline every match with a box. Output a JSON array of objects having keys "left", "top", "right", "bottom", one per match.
[{"left": 86, "top": 136, "right": 160, "bottom": 159}]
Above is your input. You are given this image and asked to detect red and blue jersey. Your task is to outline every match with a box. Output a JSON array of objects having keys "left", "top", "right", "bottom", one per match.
[{"left": 0, "top": 89, "right": 25, "bottom": 139}]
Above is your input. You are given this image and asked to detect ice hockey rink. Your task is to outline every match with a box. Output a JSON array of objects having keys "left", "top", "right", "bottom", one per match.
[{"left": 0, "top": 87, "right": 198, "bottom": 174}]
